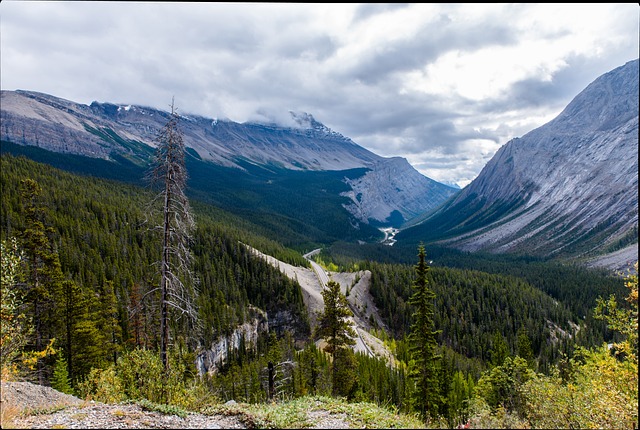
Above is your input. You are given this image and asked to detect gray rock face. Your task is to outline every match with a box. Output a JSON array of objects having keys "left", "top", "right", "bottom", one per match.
[
  {"left": 196, "top": 306, "right": 268, "bottom": 375},
  {"left": 432, "top": 59, "right": 638, "bottom": 271},
  {"left": 1, "top": 90, "right": 455, "bottom": 226},
  {"left": 341, "top": 157, "right": 458, "bottom": 225}
]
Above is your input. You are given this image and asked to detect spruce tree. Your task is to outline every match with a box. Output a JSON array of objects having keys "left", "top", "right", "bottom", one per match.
[
  {"left": 516, "top": 326, "right": 534, "bottom": 367},
  {"left": 50, "top": 354, "right": 73, "bottom": 394},
  {"left": 408, "top": 244, "right": 441, "bottom": 420},
  {"left": 18, "top": 179, "right": 65, "bottom": 384},
  {"left": 489, "top": 330, "right": 510, "bottom": 367},
  {"left": 316, "top": 280, "right": 356, "bottom": 397}
]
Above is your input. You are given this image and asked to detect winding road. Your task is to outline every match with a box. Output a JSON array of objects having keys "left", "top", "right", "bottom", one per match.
[{"left": 303, "top": 249, "right": 374, "bottom": 358}]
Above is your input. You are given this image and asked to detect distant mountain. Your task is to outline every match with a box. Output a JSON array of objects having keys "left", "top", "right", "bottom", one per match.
[
  {"left": 0, "top": 90, "right": 457, "bottom": 229},
  {"left": 398, "top": 59, "right": 639, "bottom": 272}
]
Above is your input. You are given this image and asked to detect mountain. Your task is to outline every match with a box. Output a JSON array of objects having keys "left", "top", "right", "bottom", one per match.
[
  {"left": 341, "top": 156, "right": 458, "bottom": 225},
  {"left": 397, "top": 59, "right": 639, "bottom": 272},
  {"left": 0, "top": 90, "right": 458, "bottom": 231}
]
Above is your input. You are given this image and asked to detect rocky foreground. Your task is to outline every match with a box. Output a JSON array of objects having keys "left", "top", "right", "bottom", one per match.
[{"left": 1, "top": 381, "right": 425, "bottom": 429}]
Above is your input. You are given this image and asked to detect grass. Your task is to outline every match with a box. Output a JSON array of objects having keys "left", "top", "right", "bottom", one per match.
[
  {"left": 134, "top": 399, "right": 188, "bottom": 418},
  {"left": 0, "top": 401, "right": 22, "bottom": 429},
  {"left": 202, "top": 395, "right": 426, "bottom": 429}
]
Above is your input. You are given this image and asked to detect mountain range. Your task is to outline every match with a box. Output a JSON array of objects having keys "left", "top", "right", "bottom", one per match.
[
  {"left": 1, "top": 59, "right": 637, "bottom": 271},
  {"left": 0, "top": 89, "right": 457, "bottom": 233},
  {"left": 398, "top": 59, "right": 638, "bottom": 272}
]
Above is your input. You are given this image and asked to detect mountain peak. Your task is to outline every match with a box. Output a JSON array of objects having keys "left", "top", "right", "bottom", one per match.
[{"left": 399, "top": 59, "right": 638, "bottom": 272}]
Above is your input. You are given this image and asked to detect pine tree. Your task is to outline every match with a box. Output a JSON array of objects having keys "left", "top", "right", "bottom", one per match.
[
  {"left": 50, "top": 354, "right": 73, "bottom": 394},
  {"left": 316, "top": 280, "right": 356, "bottom": 397},
  {"left": 18, "top": 179, "right": 65, "bottom": 384},
  {"left": 59, "top": 280, "right": 104, "bottom": 385},
  {"left": 148, "top": 100, "right": 198, "bottom": 371},
  {"left": 516, "top": 327, "right": 534, "bottom": 367},
  {"left": 489, "top": 331, "right": 510, "bottom": 367},
  {"left": 96, "top": 280, "right": 122, "bottom": 367},
  {"left": 408, "top": 244, "right": 441, "bottom": 420}
]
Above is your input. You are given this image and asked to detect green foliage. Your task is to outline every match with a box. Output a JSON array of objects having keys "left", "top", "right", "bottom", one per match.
[
  {"left": 325, "top": 240, "right": 626, "bottom": 331},
  {"left": 78, "top": 347, "right": 216, "bottom": 410},
  {"left": 315, "top": 280, "right": 356, "bottom": 397},
  {"left": 0, "top": 238, "right": 32, "bottom": 378},
  {"left": 295, "top": 342, "right": 331, "bottom": 397},
  {"left": 465, "top": 397, "right": 529, "bottom": 429},
  {"left": 351, "top": 351, "right": 414, "bottom": 414},
  {"left": 468, "top": 265, "right": 639, "bottom": 429},
  {"left": 76, "top": 366, "right": 126, "bottom": 404},
  {"left": 2, "top": 144, "right": 636, "bottom": 426},
  {"left": 1, "top": 153, "right": 310, "bottom": 382},
  {"left": 316, "top": 281, "right": 356, "bottom": 355},
  {"left": 203, "top": 395, "right": 426, "bottom": 429},
  {"left": 135, "top": 398, "right": 188, "bottom": 418},
  {"left": 473, "top": 356, "right": 535, "bottom": 415},
  {"left": 50, "top": 355, "right": 73, "bottom": 395},
  {"left": 523, "top": 345, "right": 638, "bottom": 429},
  {"left": 361, "top": 258, "right": 581, "bottom": 373},
  {"left": 446, "top": 370, "right": 475, "bottom": 427},
  {"left": 331, "top": 347, "right": 357, "bottom": 398},
  {"left": 17, "top": 178, "right": 67, "bottom": 383},
  {"left": 594, "top": 261, "right": 638, "bottom": 363},
  {"left": 407, "top": 245, "right": 441, "bottom": 419},
  {"left": 488, "top": 331, "right": 510, "bottom": 368},
  {"left": 516, "top": 327, "right": 534, "bottom": 367}
]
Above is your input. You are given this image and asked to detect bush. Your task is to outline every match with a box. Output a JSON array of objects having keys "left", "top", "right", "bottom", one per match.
[
  {"left": 77, "top": 347, "right": 216, "bottom": 410},
  {"left": 523, "top": 345, "right": 638, "bottom": 429},
  {"left": 77, "top": 366, "right": 126, "bottom": 403}
]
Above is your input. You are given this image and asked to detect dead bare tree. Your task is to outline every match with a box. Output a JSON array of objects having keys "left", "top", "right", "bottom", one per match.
[{"left": 148, "top": 98, "right": 199, "bottom": 371}]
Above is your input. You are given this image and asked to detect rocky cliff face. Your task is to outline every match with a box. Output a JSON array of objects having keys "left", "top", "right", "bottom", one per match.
[
  {"left": 1, "top": 89, "right": 455, "bottom": 226},
  {"left": 196, "top": 306, "right": 269, "bottom": 375},
  {"left": 400, "top": 59, "right": 638, "bottom": 271},
  {"left": 341, "top": 156, "right": 458, "bottom": 226}
]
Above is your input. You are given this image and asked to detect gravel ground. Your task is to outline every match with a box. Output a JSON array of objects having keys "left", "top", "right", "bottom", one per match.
[
  {"left": 1, "top": 381, "right": 352, "bottom": 429},
  {"left": 1, "top": 382, "right": 246, "bottom": 429}
]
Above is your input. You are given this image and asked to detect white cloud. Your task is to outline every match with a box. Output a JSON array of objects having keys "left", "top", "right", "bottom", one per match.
[{"left": 1, "top": 2, "right": 638, "bottom": 188}]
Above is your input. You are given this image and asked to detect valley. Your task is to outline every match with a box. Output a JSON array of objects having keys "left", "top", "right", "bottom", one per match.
[{"left": 0, "top": 58, "right": 637, "bottom": 429}]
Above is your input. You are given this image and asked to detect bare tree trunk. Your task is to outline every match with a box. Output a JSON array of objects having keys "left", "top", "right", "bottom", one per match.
[
  {"left": 160, "top": 179, "right": 171, "bottom": 370},
  {"left": 148, "top": 99, "right": 199, "bottom": 373}
]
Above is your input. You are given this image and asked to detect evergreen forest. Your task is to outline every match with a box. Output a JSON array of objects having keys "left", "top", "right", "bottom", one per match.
[{"left": 1, "top": 151, "right": 637, "bottom": 429}]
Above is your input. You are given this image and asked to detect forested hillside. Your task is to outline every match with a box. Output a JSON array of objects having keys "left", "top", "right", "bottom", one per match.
[
  {"left": 1, "top": 153, "right": 636, "bottom": 428},
  {"left": 0, "top": 153, "right": 310, "bottom": 377},
  {"left": 1, "top": 140, "right": 383, "bottom": 250}
]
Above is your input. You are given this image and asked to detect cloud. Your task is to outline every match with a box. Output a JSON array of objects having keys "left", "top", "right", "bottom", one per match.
[{"left": 1, "top": 2, "right": 638, "bottom": 188}]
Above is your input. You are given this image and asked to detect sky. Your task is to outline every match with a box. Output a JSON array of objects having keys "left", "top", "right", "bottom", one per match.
[{"left": 1, "top": 3, "right": 638, "bottom": 188}]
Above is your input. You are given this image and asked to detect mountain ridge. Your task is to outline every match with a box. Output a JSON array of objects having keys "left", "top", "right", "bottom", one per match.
[
  {"left": 0, "top": 89, "right": 458, "bottom": 228},
  {"left": 398, "top": 59, "right": 639, "bottom": 272}
]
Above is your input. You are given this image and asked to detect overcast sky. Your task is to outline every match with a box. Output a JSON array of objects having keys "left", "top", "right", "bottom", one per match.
[{"left": 2, "top": 2, "right": 638, "bottom": 187}]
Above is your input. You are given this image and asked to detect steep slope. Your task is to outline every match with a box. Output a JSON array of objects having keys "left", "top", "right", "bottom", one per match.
[
  {"left": 0, "top": 90, "right": 380, "bottom": 170},
  {"left": 246, "top": 246, "right": 395, "bottom": 366},
  {"left": 341, "top": 156, "right": 458, "bottom": 226},
  {"left": 398, "top": 59, "right": 639, "bottom": 271},
  {"left": 0, "top": 90, "right": 456, "bottom": 227}
]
